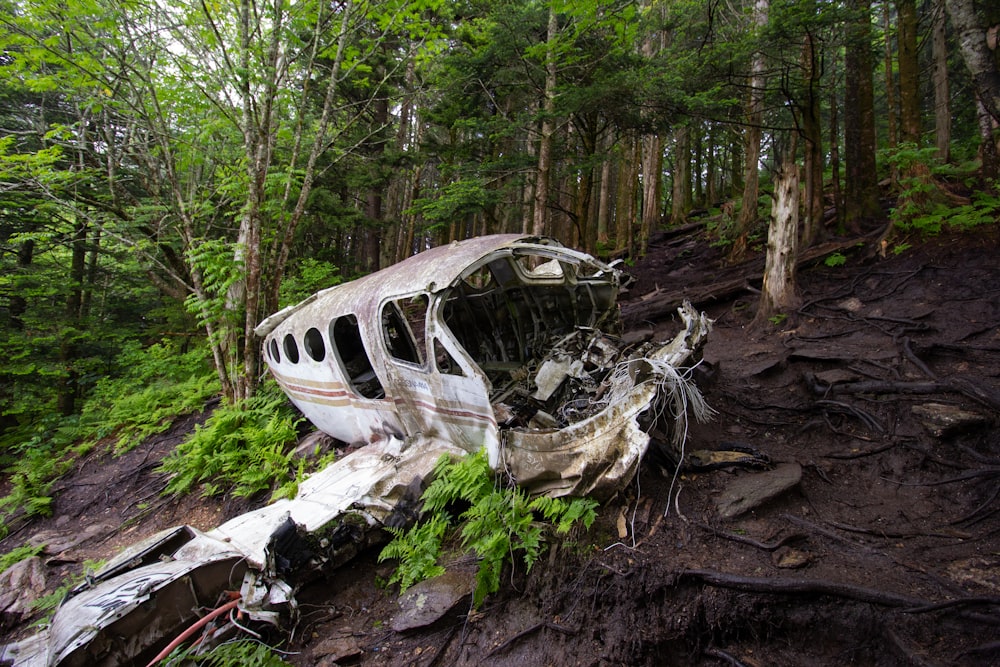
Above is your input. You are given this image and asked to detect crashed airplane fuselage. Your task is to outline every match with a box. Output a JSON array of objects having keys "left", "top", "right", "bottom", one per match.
[{"left": 1, "top": 235, "right": 712, "bottom": 667}]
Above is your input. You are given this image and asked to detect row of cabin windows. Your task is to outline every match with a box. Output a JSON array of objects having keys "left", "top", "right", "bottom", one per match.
[{"left": 266, "top": 297, "right": 463, "bottom": 400}]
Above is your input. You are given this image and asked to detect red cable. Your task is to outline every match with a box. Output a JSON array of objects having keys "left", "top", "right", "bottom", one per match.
[{"left": 143, "top": 595, "right": 242, "bottom": 667}]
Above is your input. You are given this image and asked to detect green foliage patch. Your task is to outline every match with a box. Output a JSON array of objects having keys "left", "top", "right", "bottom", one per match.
[
  {"left": 163, "top": 639, "right": 293, "bottom": 667},
  {"left": 887, "top": 145, "right": 1000, "bottom": 234},
  {"left": 159, "top": 383, "right": 302, "bottom": 500},
  {"left": 379, "top": 450, "right": 598, "bottom": 607},
  {"left": 0, "top": 340, "right": 219, "bottom": 534},
  {"left": 0, "top": 542, "right": 45, "bottom": 572}
]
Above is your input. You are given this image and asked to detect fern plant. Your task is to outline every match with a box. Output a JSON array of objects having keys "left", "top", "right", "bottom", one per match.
[
  {"left": 379, "top": 449, "right": 598, "bottom": 607},
  {"left": 163, "top": 639, "right": 293, "bottom": 666},
  {"left": 159, "top": 385, "right": 301, "bottom": 500}
]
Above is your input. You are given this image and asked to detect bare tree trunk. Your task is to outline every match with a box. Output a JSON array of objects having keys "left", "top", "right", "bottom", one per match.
[
  {"left": 883, "top": 3, "right": 899, "bottom": 159},
  {"left": 932, "top": 0, "right": 951, "bottom": 161},
  {"left": 756, "top": 152, "right": 801, "bottom": 325},
  {"left": 706, "top": 124, "right": 718, "bottom": 207}
]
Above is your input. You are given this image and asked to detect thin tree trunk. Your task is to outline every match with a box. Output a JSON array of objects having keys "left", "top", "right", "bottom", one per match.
[
  {"left": 615, "top": 136, "right": 639, "bottom": 256},
  {"left": 640, "top": 133, "right": 663, "bottom": 255},
  {"left": 883, "top": 3, "right": 898, "bottom": 157},
  {"left": 829, "top": 85, "right": 843, "bottom": 231},
  {"left": 932, "top": 0, "right": 951, "bottom": 161},
  {"left": 897, "top": 0, "right": 920, "bottom": 145},
  {"left": 597, "top": 134, "right": 614, "bottom": 247},
  {"left": 731, "top": 0, "right": 769, "bottom": 262},
  {"left": 669, "top": 127, "right": 690, "bottom": 227},
  {"left": 801, "top": 24, "right": 824, "bottom": 247},
  {"left": 532, "top": 7, "right": 558, "bottom": 237}
]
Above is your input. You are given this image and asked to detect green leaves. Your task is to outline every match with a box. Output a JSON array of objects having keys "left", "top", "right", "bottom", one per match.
[
  {"left": 379, "top": 449, "right": 598, "bottom": 607},
  {"left": 159, "top": 386, "right": 301, "bottom": 499}
]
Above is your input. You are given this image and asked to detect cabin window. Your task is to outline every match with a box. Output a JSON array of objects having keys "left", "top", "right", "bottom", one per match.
[
  {"left": 282, "top": 333, "right": 300, "bottom": 364},
  {"left": 330, "top": 315, "right": 384, "bottom": 399},
  {"left": 433, "top": 338, "right": 464, "bottom": 376},
  {"left": 268, "top": 339, "right": 281, "bottom": 364},
  {"left": 303, "top": 327, "right": 326, "bottom": 362},
  {"left": 517, "top": 255, "right": 565, "bottom": 279},
  {"left": 382, "top": 297, "right": 425, "bottom": 365}
]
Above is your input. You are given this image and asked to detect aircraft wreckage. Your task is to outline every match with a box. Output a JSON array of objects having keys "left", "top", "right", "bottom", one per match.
[{"left": 2, "top": 234, "right": 721, "bottom": 666}]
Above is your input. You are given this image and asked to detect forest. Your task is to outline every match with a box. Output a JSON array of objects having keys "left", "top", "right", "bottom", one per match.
[{"left": 2, "top": 0, "right": 1000, "bottom": 588}]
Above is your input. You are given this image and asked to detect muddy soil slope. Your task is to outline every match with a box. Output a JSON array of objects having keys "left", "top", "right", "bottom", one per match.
[{"left": 2, "top": 226, "right": 998, "bottom": 667}]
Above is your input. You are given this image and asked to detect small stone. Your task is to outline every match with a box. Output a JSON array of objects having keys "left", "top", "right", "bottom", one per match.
[
  {"left": 715, "top": 463, "right": 802, "bottom": 520},
  {"left": 391, "top": 570, "right": 474, "bottom": 632},
  {"left": 771, "top": 547, "right": 813, "bottom": 569},
  {"left": 912, "top": 403, "right": 989, "bottom": 438}
]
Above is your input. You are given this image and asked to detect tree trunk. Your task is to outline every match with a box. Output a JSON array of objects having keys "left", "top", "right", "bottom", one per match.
[
  {"left": 615, "top": 136, "right": 639, "bottom": 256},
  {"left": 843, "top": 0, "right": 881, "bottom": 231},
  {"left": 756, "top": 155, "right": 801, "bottom": 325},
  {"left": 976, "top": 97, "right": 1000, "bottom": 182},
  {"left": 897, "top": 0, "right": 920, "bottom": 145},
  {"left": 932, "top": 0, "right": 951, "bottom": 161},
  {"left": 946, "top": 0, "right": 1000, "bottom": 125},
  {"left": 669, "top": 127, "right": 690, "bottom": 227},
  {"left": 532, "top": 7, "right": 558, "bottom": 237},
  {"left": 597, "top": 134, "right": 614, "bottom": 247},
  {"left": 706, "top": 124, "right": 718, "bottom": 206},
  {"left": 731, "top": 0, "right": 768, "bottom": 262},
  {"left": 829, "top": 86, "right": 843, "bottom": 231},
  {"left": 801, "top": 25, "right": 824, "bottom": 248},
  {"left": 883, "top": 4, "right": 899, "bottom": 158},
  {"left": 640, "top": 133, "right": 663, "bottom": 255}
]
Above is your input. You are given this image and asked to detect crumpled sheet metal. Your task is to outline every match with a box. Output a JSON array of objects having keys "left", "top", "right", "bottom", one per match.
[{"left": 501, "top": 302, "right": 713, "bottom": 499}]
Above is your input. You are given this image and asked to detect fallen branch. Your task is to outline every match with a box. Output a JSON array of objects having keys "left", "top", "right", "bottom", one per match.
[
  {"left": 692, "top": 519, "right": 805, "bottom": 552},
  {"left": 677, "top": 569, "right": 924, "bottom": 608}
]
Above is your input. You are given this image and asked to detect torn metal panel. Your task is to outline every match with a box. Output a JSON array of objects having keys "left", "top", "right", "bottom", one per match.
[{"left": 2, "top": 235, "right": 713, "bottom": 667}]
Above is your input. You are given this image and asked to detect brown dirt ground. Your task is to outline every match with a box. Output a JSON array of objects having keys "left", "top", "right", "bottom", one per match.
[{"left": 2, "top": 224, "right": 999, "bottom": 666}]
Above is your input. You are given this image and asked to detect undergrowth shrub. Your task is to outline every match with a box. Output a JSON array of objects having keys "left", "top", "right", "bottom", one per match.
[
  {"left": 79, "top": 340, "right": 220, "bottom": 453},
  {"left": 379, "top": 449, "right": 598, "bottom": 607},
  {"left": 0, "top": 542, "right": 45, "bottom": 572},
  {"left": 0, "top": 340, "right": 218, "bottom": 534},
  {"left": 164, "top": 639, "right": 293, "bottom": 666},
  {"left": 159, "top": 382, "right": 302, "bottom": 500},
  {"left": 887, "top": 145, "right": 1000, "bottom": 234}
]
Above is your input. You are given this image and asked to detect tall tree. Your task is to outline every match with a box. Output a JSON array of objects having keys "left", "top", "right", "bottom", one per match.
[
  {"left": 932, "top": 0, "right": 952, "bottom": 161},
  {"left": 843, "top": 0, "right": 882, "bottom": 229},
  {"left": 731, "top": 0, "right": 770, "bottom": 261}
]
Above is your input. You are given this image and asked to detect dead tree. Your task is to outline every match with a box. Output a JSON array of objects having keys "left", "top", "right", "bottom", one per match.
[{"left": 755, "top": 156, "right": 801, "bottom": 325}]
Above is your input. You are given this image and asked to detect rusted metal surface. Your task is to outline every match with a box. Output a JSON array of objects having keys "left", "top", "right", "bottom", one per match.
[{"left": 1, "top": 235, "right": 712, "bottom": 666}]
